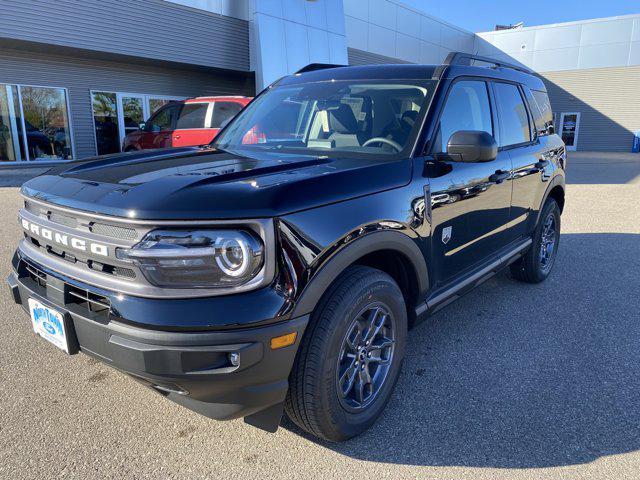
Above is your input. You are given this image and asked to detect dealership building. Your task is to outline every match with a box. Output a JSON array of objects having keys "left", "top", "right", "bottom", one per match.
[{"left": 0, "top": 0, "right": 639, "bottom": 165}]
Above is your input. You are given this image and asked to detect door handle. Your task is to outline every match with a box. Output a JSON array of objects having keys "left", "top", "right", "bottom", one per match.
[
  {"left": 174, "top": 135, "right": 181, "bottom": 140},
  {"left": 534, "top": 159, "right": 549, "bottom": 170},
  {"left": 489, "top": 170, "right": 511, "bottom": 183}
]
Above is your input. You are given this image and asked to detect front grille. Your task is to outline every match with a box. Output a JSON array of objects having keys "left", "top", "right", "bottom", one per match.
[
  {"left": 21, "top": 200, "right": 147, "bottom": 284},
  {"left": 49, "top": 211, "right": 78, "bottom": 229},
  {"left": 87, "top": 259, "right": 136, "bottom": 279},
  {"left": 91, "top": 222, "right": 139, "bottom": 241},
  {"left": 24, "top": 201, "right": 47, "bottom": 218},
  {"left": 21, "top": 260, "right": 112, "bottom": 321}
]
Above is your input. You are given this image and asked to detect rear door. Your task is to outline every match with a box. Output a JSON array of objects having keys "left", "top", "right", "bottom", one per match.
[
  {"left": 428, "top": 78, "right": 513, "bottom": 284},
  {"left": 172, "top": 102, "right": 212, "bottom": 147},
  {"left": 492, "top": 82, "right": 549, "bottom": 240}
]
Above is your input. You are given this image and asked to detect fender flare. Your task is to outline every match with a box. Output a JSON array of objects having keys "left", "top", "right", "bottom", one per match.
[
  {"left": 290, "top": 230, "right": 429, "bottom": 318},
  {"left": 534, "top": 174, "right": 565, "bottom": 227}
]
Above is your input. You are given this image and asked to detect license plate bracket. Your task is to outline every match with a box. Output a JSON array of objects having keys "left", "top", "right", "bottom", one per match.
[{"left": 28, "top": 298, "right": 79, "bottom": 355}]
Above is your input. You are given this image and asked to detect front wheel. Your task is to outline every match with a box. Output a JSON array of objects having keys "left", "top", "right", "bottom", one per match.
[
  {"left": 285, "top": 266, "right": 407, "bottom": 442},
  {"left": 510, "top": 198, "right": 561, "bottom": 283}
]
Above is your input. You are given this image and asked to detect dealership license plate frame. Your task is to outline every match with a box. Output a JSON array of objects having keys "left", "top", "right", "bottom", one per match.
[{"left": 28, "top": 298, "right": 74, "bottom": 354}]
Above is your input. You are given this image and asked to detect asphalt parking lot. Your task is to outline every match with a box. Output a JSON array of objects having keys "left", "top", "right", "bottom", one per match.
[{"left": 1, "top": 152, "right": 639, "bottom": 479}]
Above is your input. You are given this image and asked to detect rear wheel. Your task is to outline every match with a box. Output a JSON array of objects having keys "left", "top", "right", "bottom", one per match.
[
  {"left": 285, "top": 266, "right": 407, "bottom": 442},
  {"left": 510, "top": 198, "right": 561, "bottom": 283}
]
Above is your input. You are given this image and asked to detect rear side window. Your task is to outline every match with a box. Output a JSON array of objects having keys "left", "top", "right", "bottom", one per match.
[
  {"left": 531, "top": 90, "right": 554, "bottom": 135},
  {"left": 175, "top": 103, "right": 208, "bottom": 129},
  {"left": 211, "top": 102, "right": 244, "bottom": 129},
  {"left": 435, "top": 80, "right": 493, "bottom": 153},
  {"left": 494, "top": 82, "right": 531, "bottom": 147}
]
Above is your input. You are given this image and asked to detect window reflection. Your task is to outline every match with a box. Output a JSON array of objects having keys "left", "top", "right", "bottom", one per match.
[
  {"left": 149, "top": 98, "right": 171, "bottom": 116},
  {"left": 0, "top": 85, "right": 26, "bottom": 161},
  {"left": 20, "top": 86, "right": 73, "bottom": 160},
  {"left": 1, "top": 84, "right": 71, "bottom": 162},
  {"left": 122, "top": 96, "right": 144, "bottom": 136},
  {"left": 92, "top": 92, "right": 120, "bottom": 155}
]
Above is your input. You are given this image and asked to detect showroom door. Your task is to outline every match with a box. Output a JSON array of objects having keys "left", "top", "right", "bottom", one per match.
[
  {"left": 559, "top": 112, "right": 580, "bottom": 151},
  {"left": 117, "top": 94, "right": 148, "bottom": 145}
]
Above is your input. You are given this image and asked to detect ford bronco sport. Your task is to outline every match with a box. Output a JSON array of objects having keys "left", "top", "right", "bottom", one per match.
[{"left": 7, "top": 53, "right": 565, "bottom": 442}]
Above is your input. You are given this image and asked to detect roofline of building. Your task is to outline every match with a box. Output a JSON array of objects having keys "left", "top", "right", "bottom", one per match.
[{"left": 477, "top": 13, "right": 640, "bottom": 35}]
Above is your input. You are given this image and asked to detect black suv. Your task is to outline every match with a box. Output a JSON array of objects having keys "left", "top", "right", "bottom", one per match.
[{"left": 7, "top": 53, "right": 565, "bottom": 442}]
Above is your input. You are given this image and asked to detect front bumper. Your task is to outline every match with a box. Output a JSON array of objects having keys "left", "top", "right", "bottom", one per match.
[{"left": 7, "top": 254, "right": 309, "bottom": 428}]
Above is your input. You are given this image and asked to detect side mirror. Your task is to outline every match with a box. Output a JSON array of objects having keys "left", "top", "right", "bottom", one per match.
[
  {"left": 446, "top": 130, "right": 497, "bottom": 163},
  {"left": 138, "top": 122, "right": 146, "bottom": 131},
  {"left": 547, "top": 124, "right": 555, "bottom": 135}
]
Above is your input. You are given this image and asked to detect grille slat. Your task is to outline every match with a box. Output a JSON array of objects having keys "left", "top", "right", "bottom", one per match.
[
  {"left": 48, "top": 212, "right": 78, "bottom": 229},
  {"left": 91, "top": 222, "right": 139, "bottom": 241}
]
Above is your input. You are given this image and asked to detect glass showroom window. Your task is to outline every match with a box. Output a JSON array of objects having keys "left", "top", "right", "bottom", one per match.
[
  {"left": 92, "top": 92, "right": 120, "bottom": 156},
  {"left": 0, "top": 84, "right": 73, "bottom": 162},
  {"left": 92, "top": 91, "right": 183, "bottom": 155}
]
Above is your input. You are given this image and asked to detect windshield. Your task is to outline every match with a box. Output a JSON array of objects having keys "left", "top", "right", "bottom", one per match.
[{"left": 213, "top": 79, "right": 436, "bottom": 158}]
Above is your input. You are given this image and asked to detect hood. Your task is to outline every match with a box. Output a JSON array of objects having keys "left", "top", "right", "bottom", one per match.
[{"left": 22, "top": 147, "right": 412, "bottom": 220}]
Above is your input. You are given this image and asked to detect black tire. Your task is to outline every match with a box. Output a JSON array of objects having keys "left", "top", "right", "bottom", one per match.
[
  {"left": 510, "top": 198, "right": 561, "bottom": 283},
  {"left": 285, "top": 265, "right": 407, "bottom": 442}
]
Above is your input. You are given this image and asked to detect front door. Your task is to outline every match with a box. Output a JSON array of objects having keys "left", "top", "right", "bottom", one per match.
[
  {"left": 429, "top": 79, "right": 512, "bottom": 285},
  {"left": 139, "top": 104, "right": 179, "bottom": 150},
  {"left": 559, "top": 112, "right": 580, "bottom": 151},
  {"left": 118, "top": 94, "right": 148, "bottom": 146}
]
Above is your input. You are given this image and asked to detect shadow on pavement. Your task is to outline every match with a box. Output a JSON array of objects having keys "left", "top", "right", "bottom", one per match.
[
  {"left": 283, "top": 232, "right": 640, "bottom": 468},
  {"left": 0, "top": 167, "right": 49, "bottom": 187},
  {"left": 566, "top": 152, "right": 640, "bottom": 185}
]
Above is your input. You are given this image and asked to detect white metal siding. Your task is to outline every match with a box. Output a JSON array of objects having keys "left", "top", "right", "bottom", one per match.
[{"left": 542, "top": 66, "right": 640, "bottom": 152}]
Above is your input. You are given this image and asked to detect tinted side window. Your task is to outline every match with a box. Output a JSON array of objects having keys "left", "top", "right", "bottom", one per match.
[
  {"left": 435, "top": 80, "right": 492, "bottom": 153},
  {"left": 176, "top": 103, "right": 208, "bottom": 129},
  {"left": 532, "top": 90, "right": 554, "bottom": 134},
  {"left": 146, "top": 105, "right": 177, "bottom": 132},
  {"left": 211, "top": 102, "right": 243, "bottom": 128},
  {"left": 494, "top": 83, "right": 531, "bottom": 147}
]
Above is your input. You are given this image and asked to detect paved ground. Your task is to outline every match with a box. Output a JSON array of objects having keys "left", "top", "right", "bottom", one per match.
[{"left": 0, "top": 152, "right": 639, "bottom": 479}]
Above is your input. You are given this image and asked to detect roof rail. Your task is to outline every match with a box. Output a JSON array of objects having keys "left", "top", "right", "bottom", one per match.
[
  {"left": 433, "top": 51, "right": 533, "bottom": 79},
  {"left": 295, "top": 63, "right": 346, "bottom": 74}
]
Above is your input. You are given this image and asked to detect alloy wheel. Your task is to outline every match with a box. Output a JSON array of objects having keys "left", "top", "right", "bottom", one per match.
[{"left": 336, "top": 303, "right": 396, "bottom": 412}]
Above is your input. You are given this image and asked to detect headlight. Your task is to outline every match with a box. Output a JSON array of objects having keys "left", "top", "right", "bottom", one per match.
[{"left": 117, "top": 229, "right": 264, "bottom": 289}]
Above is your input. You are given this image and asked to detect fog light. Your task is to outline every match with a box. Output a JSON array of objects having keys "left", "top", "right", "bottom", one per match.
[
  {"left": 228, "top": 352, "right": 240, "bottom": 367},
  {"left": 270, "top": 332, "right": 297, "bottom": 350}
]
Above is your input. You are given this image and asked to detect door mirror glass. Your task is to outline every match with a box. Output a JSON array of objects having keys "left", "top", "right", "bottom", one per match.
[
  {"left": 446, "top": 130, "right": 497, "bottom": 163},
  {"left": 138, "top": 122, "right": 146, "bottom": 131}
]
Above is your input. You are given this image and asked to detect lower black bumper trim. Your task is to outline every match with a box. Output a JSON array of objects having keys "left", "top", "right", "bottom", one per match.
[{"left": 7, "top": 269, "right": 310, "bottom": 427}]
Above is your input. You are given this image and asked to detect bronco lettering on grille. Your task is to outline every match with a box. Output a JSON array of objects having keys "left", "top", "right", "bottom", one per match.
[{"left": 21, "top": 218, "right": 109, "bottom": 257}]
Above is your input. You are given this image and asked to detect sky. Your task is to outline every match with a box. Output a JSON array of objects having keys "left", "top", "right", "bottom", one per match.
[{"left": 400, "top": 0, "right": 640, "bottom": 33}]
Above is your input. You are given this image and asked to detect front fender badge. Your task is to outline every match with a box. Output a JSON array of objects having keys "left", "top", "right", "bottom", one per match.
[{"left": 442, "top": 226, "right": 452, "bottom": 244}]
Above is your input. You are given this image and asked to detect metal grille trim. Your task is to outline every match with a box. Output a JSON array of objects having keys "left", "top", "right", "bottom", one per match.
[{"left": 91, "top": 222, "right": 139, "bottom": 241}]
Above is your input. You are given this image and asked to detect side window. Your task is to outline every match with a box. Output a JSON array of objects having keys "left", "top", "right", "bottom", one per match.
[
  {"left": 522, "top": 87, "right": 543, "bottom": 138},
  {"left": 146, "top": 105, "right": 177, "bottom": 132},
  {"left": 494, "top": 82, "right": 531, "bottom": 147},
  {"left": 532, "top": 90, "right": 554, "bottom": 135},
  {"left": 211, "top": 102, "right": 244, "bottom": 129},
  {"left": 175, "top": 103, "right": 208, "bottom": 129},
  {"left": 435, "top": 80, "right": 493, "bottom": 153}
]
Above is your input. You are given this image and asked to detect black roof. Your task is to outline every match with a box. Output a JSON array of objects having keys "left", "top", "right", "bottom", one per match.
[{"left": 280, "top": 60, "right": 546, "bottom": 92}]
